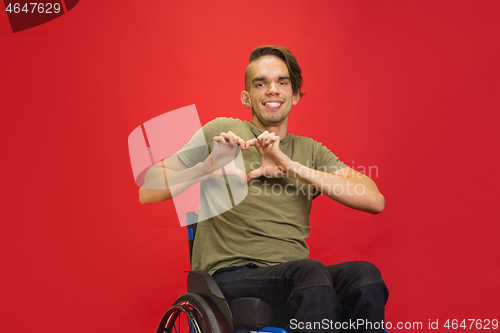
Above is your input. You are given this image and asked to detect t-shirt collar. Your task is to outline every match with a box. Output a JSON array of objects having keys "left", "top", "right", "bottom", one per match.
[{"left": 247, "top": 121, "right": 290, "bottom": 144}]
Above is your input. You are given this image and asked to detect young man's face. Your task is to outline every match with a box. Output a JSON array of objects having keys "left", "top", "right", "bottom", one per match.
[{"left": 241, "top": 55, "right": 300, "bottom": 129}]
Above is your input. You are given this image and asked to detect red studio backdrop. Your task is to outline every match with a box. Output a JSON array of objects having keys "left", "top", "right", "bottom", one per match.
[{"left": 1, "top": 1, "right": 499, "bottom": 332}]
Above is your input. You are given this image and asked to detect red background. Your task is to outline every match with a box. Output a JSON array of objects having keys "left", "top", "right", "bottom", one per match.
[{"left": 1, "top": 1, "right": 499, "bottom": 332}]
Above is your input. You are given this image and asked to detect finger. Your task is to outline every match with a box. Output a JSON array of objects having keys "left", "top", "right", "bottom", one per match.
[
  {"left": 240, "top": 140, "right": 249, "bottom": 150},
  {"left": 269, "top": 135, "right": 279, "bottom": 147},
  {"left": 257, "top": 131, "right": 270, "bottom": 139},
  {"left": 263, "top": 137, "right": 274, "bottom": 147},
  {"left": 232, "top": 135, "right": 248, "bottom": 149},
  {"left": 226, "top": 131, "right": 247, "bottom": 148},
  {"left": 246, "top": 168, "right": 263, "bottom": 182},
  {"left": 235, "top": 169, "right": 247, "bottom": 184},
  {"left": 259, "top": 136, "right": 268, "bottom": 147},
  {"left": 217, "top": 166, "right": 247, "bottom": 184},
  {"left": 226, "top": 131, "right": 238, "bottom": 141},
  {"left": 227, "top": 131, "right": 240, "bottom": 141},
  {"left": 238, "top": 138, "right": 248, "bottom": 149},
  {"left": 221, "top": 132, "right": 236, "bottom": 142},
  {"left": 248, "top": 139, "right": 256, "bottom": 149},
  {"left": 259, "top": 132, "right": 275, "bottom": 147},
  {"left": 220, "top": 132, "right": 236, "bottom": 146},
  {"left": 267, "top": 132, "right": 279, "bottom": 143},
  {"left": 213, "top": 135, "right": 227, "bottom": 143},
  {"left": 245, "top": 139, "right": 258, "bottom": 149}
]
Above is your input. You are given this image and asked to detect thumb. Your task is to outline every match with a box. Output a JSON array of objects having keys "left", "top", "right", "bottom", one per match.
[
  {"left": 222, "top": 164, "right": 247, "bottom": 184},
  {"left": 234, "top": 168, "right": 247, "bottom": 184},
  {"left": 246, "top": 167, "right": 263, "bottom": 182}
]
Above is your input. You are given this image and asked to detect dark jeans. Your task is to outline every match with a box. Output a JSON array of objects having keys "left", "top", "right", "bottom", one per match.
[{"left": 212, "top": 259, "right": 389, "bottom": 333}]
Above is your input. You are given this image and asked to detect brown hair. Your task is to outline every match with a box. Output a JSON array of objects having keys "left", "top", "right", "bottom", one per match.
[{"left": 245, "top": 45, "right": 305, "bottom": 97}]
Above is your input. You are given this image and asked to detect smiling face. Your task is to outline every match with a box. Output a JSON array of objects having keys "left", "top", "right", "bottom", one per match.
[{"left": 241, "top": 55, "right": 300, "bottom": 133}]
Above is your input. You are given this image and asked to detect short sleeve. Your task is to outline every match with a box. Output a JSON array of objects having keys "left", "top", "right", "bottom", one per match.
[
  {"left": 177, "top": 118, "right": 221, "bottom": 168},
  {"left": 313, "top": 141, "right": 347, "bottom": 174}
]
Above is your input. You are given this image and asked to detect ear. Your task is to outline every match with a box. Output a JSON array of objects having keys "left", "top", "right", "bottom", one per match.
[
  {"left": 241, "top": 91, "right": 252, "bottom": 108},
  {"left": 292, "top": 93, "right": 300, "bottom": 105}
]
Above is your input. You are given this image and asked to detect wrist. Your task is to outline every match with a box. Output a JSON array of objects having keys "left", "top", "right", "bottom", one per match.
[
  {"left": 198, "top": 159, "right": 215, "bottom": 177},
  {"left": 284, "top": 161, "right": 303, "bottom": 179}
]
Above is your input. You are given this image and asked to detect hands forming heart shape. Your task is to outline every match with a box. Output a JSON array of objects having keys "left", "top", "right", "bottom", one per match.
[{"left": 209, "top": 131, "right": 293, "bottom": 183}]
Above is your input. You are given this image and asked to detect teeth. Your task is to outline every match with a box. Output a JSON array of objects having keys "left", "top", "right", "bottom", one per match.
[{"left": 265, "top": 102, "right": 280, "bottom": 107}]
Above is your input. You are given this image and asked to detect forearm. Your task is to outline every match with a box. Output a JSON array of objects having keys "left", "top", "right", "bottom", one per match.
[
  {"left": 287, "top": 162, "right": 385, "bottom": 214},
  {"left": 139, "top": 160, "right": 214, "bottom": 204}
]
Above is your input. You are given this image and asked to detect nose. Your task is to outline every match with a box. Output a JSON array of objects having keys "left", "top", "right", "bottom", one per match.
[{"left": 266, "top": 82, "right": 279, "bottom": 95}]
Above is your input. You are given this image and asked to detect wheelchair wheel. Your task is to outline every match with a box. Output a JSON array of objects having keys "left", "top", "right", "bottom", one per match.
[{"left": 157, "top": 293, "right": 221, "bottom": 333}]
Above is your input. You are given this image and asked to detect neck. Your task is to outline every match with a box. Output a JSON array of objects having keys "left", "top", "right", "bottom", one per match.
[{"left": 251, "top": 117, "right": 288, "bottom": 139}]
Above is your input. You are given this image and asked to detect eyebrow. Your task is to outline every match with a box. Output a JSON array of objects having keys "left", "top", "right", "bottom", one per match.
[{"left": 252, "top": 76, "right": 290, "bottom": 84}]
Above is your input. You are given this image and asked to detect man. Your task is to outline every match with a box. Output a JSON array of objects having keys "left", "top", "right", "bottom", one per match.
[{"left": 140, "top": 45, "right": 388, "bottom": 332}]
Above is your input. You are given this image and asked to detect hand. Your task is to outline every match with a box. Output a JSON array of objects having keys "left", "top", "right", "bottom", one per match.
[
  {"left": 207, "top": 131, "right": 249, "bottom": 183},
  {"left": 246, "top": 131, "right": 293, "bottom": 182}
]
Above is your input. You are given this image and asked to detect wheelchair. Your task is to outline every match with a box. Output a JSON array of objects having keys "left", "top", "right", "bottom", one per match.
[
  {"left": 156, "top": 212, "right": 388, "bottom": 333},
  {"left": 156, "top": 212, "right": 290, "bottom": 333}
]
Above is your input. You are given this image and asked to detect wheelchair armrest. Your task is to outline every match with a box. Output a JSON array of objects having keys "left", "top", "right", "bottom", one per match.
[
  {"left": 187, "top": 271, "right": 225, "bottom": 299},
  {"left": 187, "top": 271, "right": 234, "bottom": 332}
]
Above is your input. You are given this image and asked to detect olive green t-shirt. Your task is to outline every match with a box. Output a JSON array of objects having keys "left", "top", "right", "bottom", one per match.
[{"left": 177, "top": 117, "right": 346, "bottom": 275}]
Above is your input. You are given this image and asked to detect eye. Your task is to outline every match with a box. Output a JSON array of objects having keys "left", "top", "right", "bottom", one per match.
[
  {"left": 256, "top": 83, "right": 265, "bottom": 87},
  {"left": 278, "top": 81, "right": 288, "bottom": 86}
]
